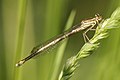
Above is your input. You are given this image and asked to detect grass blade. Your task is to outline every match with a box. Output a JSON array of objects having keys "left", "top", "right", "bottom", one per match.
[
  {"left": 49, "top": 10, "right": 76, "bottom": 80},
  {"left": 13, "top": 0, "right": 27, "bottom": 80}
]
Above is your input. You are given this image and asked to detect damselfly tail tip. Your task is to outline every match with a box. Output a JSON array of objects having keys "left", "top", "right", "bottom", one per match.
[{"left": 16, "top": 60, "right": 25, "bottom": 67}]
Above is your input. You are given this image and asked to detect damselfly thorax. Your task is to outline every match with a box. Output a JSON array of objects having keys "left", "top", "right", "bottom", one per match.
[{"left": 16, "top": 14, "right": 102, "bottom": 67}]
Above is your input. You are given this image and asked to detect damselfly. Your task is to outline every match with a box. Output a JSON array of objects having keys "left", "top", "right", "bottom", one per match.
[{"left": 16, "top": 14, "right": 102, "bottom": 67}]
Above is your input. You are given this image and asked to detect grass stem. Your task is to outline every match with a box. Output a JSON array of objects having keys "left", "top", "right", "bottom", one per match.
[{"left": 59, "top": 7, "right": 120, "bottom": 80}]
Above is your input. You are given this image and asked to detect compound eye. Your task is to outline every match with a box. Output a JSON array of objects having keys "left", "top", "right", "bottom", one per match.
[
  {"left": 95, "top": 13, "right": 100, "bottom": 17},
  {"left": 95, "top": 13, "right": 102, "bottom": 21}
]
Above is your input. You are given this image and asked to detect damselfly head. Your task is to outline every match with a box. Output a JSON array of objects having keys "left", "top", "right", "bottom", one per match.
[{"left": 95, "top": 14, "right": 102, "bottom": 22}]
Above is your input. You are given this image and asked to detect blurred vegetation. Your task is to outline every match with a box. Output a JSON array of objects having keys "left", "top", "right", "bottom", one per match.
[{"left": 0, "top": 0, "right": 120, "bottom": 80}]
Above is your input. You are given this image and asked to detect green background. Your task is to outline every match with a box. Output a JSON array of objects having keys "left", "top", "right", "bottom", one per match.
[{"left": 0, "top": 0, "right": 120, "bottom": 80}]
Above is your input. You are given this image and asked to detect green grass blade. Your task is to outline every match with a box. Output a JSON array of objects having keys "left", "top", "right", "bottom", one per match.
[
  {"left": 13, "top": 0, "right": 27, "bottom": 80},
  {"left": 49, "top": 10, "right": 76, "bottom": 80},
  {"left": 0, "top": 1, "right": 7, "bottom": 80}
]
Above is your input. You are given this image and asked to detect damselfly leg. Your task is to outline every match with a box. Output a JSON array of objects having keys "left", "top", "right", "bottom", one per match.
[{"left": 82, "top": 22, "right": 97, "bottom": 42}]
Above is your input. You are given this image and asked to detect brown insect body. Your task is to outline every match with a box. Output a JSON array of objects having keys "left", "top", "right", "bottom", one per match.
[{"left": 16, "top": 14, "right": 102, "bottom": 67}]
